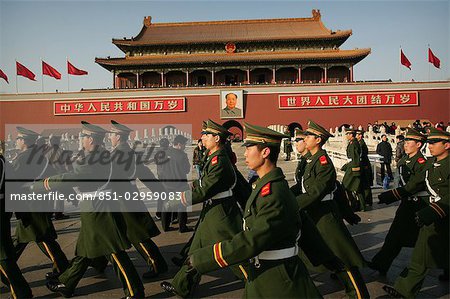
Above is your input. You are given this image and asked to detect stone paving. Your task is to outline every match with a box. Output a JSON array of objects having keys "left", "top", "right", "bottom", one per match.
[{"left": 1, "top": 145, "right": 449, "bottom": 298}]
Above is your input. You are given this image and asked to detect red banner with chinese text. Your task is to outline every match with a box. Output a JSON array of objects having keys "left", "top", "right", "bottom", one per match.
[
  {"left": 279, "top": 92, "right": 418, "bottom": 109},
  {"left": 54, "top": 98, "right": 186, "bottom": 115}
]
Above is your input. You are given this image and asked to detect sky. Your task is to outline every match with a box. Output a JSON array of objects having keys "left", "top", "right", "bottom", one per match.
[{"left": 0, "top": 0, "right": 448, "bottom": 94}]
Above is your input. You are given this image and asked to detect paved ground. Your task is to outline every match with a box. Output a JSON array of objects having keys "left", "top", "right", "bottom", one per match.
[{"left": 2, "top": 145, "right": 449, "bottom": 298}]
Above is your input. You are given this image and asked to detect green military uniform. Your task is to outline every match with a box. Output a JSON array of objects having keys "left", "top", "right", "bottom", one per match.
[
  {"left": 372, "top": 128, "right": 428, "bottom": 274},
  {"left": 342, "top": 129, "right": 365, "bottom": 211},
  {"left": 34, "top": 122, "right": 144, "bottom": 298},
  {"left": 10, "top": 127, "right": 69, "bottom": 276},
  {"left": 172, "top": 122, "right": 210, "bottom": 267},
  {"left": 1, "top": 154, "right": 33, "bottom": 299},
  {"left": 109, "top": 120, "right": 167, "bottom": 278},
  {"left": 165, "top": 120, "right": 246, "bottom": 297},
  {"left": 190, "top": 123, "right": 321, "bottom": 298},
  {"left": 290, "top": 131, "right": 351, "bottom": 274},
  {"left": 357, "top": 130, "right": 373, "bottom": 206},
  {"left": 297, "top": 121, "right": 369, "bottom": 299},
  {"left": 384, "top": 128, "right": 449, "bottom": 298}
]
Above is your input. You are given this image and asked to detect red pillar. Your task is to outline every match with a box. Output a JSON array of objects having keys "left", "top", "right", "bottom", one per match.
[
  {"left": 246, "top": 69, "right": 250, "bottom": 84},
  {"left": 272, "top": 68, "right": 276, "bottom": 84},
  {"left": 297, "top": 66, "right": 302, "bottom": 83},
  {"left": 211, "top": 70, "right": 215, "bottom": 85},
  {"left": 350, "top": 66, "right": 354, "bottom": 82},
  {"left": 324, "top": 67, "right": 328, "bottom": 83},
  {"left": 161, "top": 72, "right": 164, "bottom": 87},
  {"left": 136, "top": 73, "right": 140, "bottom": 88},
  {"left": 186, "top": 71, "right": 189, "bottom": 86}
]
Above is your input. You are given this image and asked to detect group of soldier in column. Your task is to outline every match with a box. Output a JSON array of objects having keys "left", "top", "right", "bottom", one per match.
[{"left": 0, "top": 118, "right": 448, "bottom": 298}]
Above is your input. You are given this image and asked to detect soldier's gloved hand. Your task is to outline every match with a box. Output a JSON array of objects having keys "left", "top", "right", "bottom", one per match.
[
  {"left": 323, "top": 257, "right": 346, "bottom": 272},
  {"left": 346, "top": 213, "right": 361, "bottom": 225},
  {"left": 184, "top": 255, "right": 197, "bottom": 275},
  {"left": 414, "top": 214, "right": 424, "bottom": 227},
  {"left": 415, "top": 208, "right": 437, "bottom": 227},
  {"left": 378, "top": 190, "right": 398, "bottom": 205}
]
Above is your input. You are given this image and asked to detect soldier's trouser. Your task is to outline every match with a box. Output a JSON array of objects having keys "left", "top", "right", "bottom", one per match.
[
  {"left": 134, "top": 238, "right": 168, "bottom": 273},
  {"left": 178, "top": 207, "right": 204, "bottom": 259},
  {"left": 59, "top": 252, "right": 145, "bottom": 298},
  {"left": 363, "top": 188, "right": 373, "bottom": 205},
  {"left": 371, "top": 240, "right": 402, "bottom": 273},
  {"left": 393, "top": 264, "right": 428, "bottom": 298},
  {"left": 14, "top": 239, "right": 69, "bottom": 274},
  {"left": 336, "top": 267, "right": 370, "bottom": 299},
  {"left": 0, "top": 259, "right": 33, "bottom": 299},
  {"left": 354, "top": 191, "right": 366, "bottom": 211}
]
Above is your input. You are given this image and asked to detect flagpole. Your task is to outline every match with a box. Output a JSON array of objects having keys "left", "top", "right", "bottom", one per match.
[
  {"left": 427, "top": 44, "right": 431, "bottom": 81},
  {"left": 15, "top": 59, "right": 18, "bottom": 94},
  {"left": 67, "top": 58, "right": 70, "bottom": 92},
  {"left": 41, "top": 58, "right": 44, "bottom": 92},
  {"left": 398, "top": 46, "right": 401, "bottom": 82}
]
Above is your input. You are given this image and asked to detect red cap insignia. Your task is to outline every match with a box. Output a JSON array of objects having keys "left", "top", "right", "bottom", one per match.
[
  {"left": 319, "top": 155, "right": 328, "bottom": 165},
  {"left": 211, "top": 156, "right": 218, "bottom": 166},
  {"left": 418, "top": 157, "right": 426, "bottom": 164},
  {"left": 261, "top": 183, "right": 271, "bottom": 197}
]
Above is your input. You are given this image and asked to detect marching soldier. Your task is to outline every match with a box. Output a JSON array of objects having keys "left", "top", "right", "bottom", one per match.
[
  {"left": 1, "top": 153, "right": 33, "bottom": 298},
  {"left": 33, "top": 121, "right": 145, "bottom": 298},
  {"left": 108, "top": 120, "right": 168, "bottom": 279},
  {"left": 290, "top": 129, "right": 310, "bottom": 196},
  {"left": 383, "top": 128, "right": 449, "bottom": 298},
  {"left": 161, "top": 119, "right": 247, "bottom": 297},
  {"left": 296, "top": 121, "right": 369, "bottom": 299},
  {"left": 171, "top": 121, "right": 210, "bottom": 267},
  {"left": 356, "top": 129, "right": 373, "bottom": 206},
  {"left": 342, "top": 128, "right": 365, "bottom": 211},
  {"left": 370, "top": 128, "right": 428, "bottom": 275},
  {"left": 10, "top": 127, "right": 69, "bottom": 277},
  {"left": 184, "top": 123, "right": 322, "bottom": 298}
]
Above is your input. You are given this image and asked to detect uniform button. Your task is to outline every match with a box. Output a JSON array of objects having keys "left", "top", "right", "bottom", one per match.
[{"left": 438, "top": 178, "right": 442, "bottom": 181}]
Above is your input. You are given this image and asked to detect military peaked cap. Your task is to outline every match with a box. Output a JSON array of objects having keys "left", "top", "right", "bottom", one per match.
[
  {"left": 243, "top": 123, "right": 289, "bottom": 147},
  {"left": 426, "top": 127, "right": 450, "bottom": 143},
  {"left": 405, "top": 128, "right": 427, "bottom": 142},
  {"left": 110, "top": 120, "right": 133, "bottom": 134},
  {"left": 305, "top": 120, "right": 334, "bottom": 140}
]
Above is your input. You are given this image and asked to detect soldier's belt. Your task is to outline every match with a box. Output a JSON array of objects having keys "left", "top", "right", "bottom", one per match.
[
  {"left": 258, "top": 246, "right": 298, "bottom": 260},
  {"left": 211, "top": 189, "right": 233, "bottom": 200},
  {"left": 413, "top": 191, "right": 430, "bottom": 197}
]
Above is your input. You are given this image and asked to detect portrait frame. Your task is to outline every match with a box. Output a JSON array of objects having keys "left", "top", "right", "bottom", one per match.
[{"left": 220, "top": 90, "right": 244, "bottom": 119}]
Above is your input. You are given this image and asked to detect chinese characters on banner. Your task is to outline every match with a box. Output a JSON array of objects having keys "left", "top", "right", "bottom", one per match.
[
  {"left": 279, "top": 92, "right": 418, "bottom": 109},
  {"left": 54, "top": 98, "right": 185, "bottom": 115}
]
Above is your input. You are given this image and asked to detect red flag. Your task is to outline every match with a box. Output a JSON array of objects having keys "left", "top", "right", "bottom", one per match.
[
  {"left": 67, "top": 61, "right": 88, "bottom": 75},
  {"left": 0, "top": 69, "right": 8, "bottom": 83},
  {"left": 428, "top": 48, "right": 440, "bottom": 69},
  {"left": 400, "top": 49, "right": 411, "bottom": 70},
  {"left": 42, "top": 61, "right": 61, "bottom": 80},
  {"left": 16, "top": 61, "right": 36, "bottom": 81}
]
